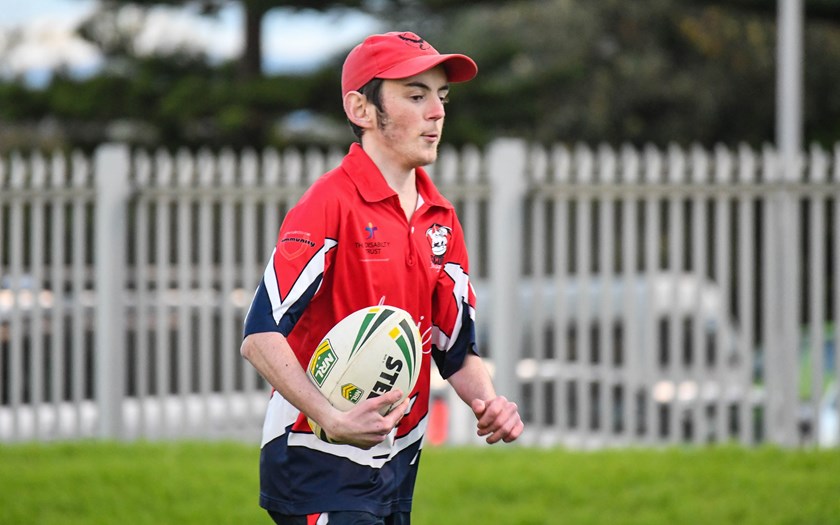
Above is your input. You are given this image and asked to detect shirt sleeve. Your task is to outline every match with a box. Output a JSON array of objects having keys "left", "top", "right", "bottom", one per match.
[
  {"left": 430, "top": 215, "right": 478, "bottom": 379},
  {"left": 243, "top": 189, "right": 337, "bottom": 338}
]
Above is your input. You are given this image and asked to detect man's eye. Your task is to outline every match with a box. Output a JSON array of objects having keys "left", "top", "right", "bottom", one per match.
[{"left": 440, "top": 96, "right": 450, "bottom": 105}]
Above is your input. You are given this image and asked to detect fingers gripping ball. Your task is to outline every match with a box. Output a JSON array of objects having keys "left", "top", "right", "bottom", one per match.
[
  {"left": 305, "top": 305, "right": 423, "bottom": 443},
  {"left": 306, "top": 418, "right": 336, "bottom": 444}
]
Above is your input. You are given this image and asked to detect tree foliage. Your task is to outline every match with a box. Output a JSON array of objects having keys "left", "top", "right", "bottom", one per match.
[
  {"left": 2, "top": 0, "right": 840, "bottom": 151},
  {"left": 410, "top": 0, "right": 840, "bottom": 147},
  {"left": 87, "top": 0, "right": 373, "bottom": 78}
]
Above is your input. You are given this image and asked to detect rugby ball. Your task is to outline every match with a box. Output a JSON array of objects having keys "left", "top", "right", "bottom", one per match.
[{"left": 306, "top": 304, "right": 423, "bottom": 443}]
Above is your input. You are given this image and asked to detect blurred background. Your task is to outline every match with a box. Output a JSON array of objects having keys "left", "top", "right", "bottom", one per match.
[
  {"left": 2, "top": 0, "right": 840, "bottom": 152},
  {"left": 1, "top": 0, "right": 839, "bottom": 451}
]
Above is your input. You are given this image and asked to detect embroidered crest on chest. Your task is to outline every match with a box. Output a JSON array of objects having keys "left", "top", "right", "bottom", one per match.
[{"left": 425, "top": 224, "right": 452, "bottom": 266}]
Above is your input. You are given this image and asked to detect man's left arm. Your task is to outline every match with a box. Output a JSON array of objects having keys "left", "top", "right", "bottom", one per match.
[{"left": 446, "top": 353, "right": 524, "bottom": 444}]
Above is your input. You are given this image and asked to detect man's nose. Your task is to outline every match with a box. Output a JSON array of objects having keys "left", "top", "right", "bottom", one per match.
[{"left": 428, "top": 98, "right": 446, "bottom": 120}]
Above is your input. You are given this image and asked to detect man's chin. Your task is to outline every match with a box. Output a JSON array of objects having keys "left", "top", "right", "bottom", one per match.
[{"left": 419, "top": 147, "right": 439, "bottom": 166}]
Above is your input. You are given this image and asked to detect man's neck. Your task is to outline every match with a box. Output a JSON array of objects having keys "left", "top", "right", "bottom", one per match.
[
  {"left": 361, "top": 142, "right": 419, "bottom": 220},
  {"left": 361, "top": 142, "right": 416, "bottom": 191}
]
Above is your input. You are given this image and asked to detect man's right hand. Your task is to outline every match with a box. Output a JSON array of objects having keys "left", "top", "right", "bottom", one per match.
[{"left": 320, "top": 389, "right": 409, "bottom": 449}]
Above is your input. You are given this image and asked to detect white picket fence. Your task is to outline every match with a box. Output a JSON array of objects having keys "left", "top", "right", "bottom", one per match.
[{"left": 1, "top": 140, "right": 838, "bottom": 448}]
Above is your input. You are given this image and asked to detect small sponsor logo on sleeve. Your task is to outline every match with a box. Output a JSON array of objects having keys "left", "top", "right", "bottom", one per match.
[{"left": 279, "top": 231, "right": 316, "bottom": 260}]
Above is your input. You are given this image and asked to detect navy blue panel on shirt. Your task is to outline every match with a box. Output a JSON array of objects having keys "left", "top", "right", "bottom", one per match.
[
  {"left": 432, "top": 300, "right": 478, "bottom": 379},
  {"left": 243, "top": 279, "right": 282, "bottom": 336},
  {"left": 259, "top": 432, "right": 422, "bottom": 516},
  {"left": 243, "top": 275, "right": 324, "bottom": 338},
  {"left": 276, "top": 275, "right": 322, "bottom": 336}
]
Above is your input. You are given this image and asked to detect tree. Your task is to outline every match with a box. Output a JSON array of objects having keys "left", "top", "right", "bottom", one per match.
[
  {"left": 408, "top": 0, "right": 840, "bottom": 147},
  {"left": 4, "top": 0, "right": 840, "bottom": 151},
  {"left": 85, "top": 0, "right": 511, "bottom": 79},
  {"left": 83, "top": 0, "right": 372, "bottom": 79},
  {"left": 56, "top": 0, "right": 511, "bottom": 149},
  {"left": 79, "top": 0, "right": 374, "bottom": 79},
  {"left": 687, "top": 0, "right": 840, "bottom": 23}
]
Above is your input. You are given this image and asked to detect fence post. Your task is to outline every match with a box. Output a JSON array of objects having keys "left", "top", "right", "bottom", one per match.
[
  {"left": 486, "top": 138, "right": 527, "bottom": 408},
  {"left": 94, "top": 144, "right": 131, "bottom": 439},
  {"left": 762, "top": 146, "right": 801, "bottom": 448}
]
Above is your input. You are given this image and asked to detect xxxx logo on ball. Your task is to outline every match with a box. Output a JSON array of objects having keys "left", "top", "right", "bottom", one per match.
[{"left": 309, "top": 339, "right": 338, "bottom": 386}]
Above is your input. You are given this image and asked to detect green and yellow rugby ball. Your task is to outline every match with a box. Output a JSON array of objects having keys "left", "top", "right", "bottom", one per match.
[{"left": 305, "top": 305, "right": 422, "bottom": 443}]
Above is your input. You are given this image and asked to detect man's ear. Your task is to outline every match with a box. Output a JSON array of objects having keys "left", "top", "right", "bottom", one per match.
[{"left": 343, "top": 91, "right": 374, "bottom": 130}]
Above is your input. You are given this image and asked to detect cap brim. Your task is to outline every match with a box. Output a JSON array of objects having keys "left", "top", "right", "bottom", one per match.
[{"left": 377, "top": 54, "right": 478, "bottom": 84}]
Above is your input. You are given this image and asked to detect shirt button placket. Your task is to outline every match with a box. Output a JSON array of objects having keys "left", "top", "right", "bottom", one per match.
[{"left": 406, "top": 225, "right": 416, "bottom": 267}]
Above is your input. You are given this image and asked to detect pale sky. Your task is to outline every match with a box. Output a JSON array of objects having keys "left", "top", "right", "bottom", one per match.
[{"left": 0, "top": 0, "right": 381, "bottom": 84}]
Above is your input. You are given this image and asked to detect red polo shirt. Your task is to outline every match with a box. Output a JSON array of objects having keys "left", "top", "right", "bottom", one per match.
[{"left": 243, "top": 143, "right": 478, "bottom": 516}]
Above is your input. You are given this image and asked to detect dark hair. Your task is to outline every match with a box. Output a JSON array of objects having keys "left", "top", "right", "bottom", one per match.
[{"left": 348, "top": 78, "right": 385, "bottom": 140}]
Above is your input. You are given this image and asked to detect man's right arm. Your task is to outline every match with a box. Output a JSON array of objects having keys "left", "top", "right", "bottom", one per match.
[{"left": 240, "top": 331, "right": 407, "bottom": 448}]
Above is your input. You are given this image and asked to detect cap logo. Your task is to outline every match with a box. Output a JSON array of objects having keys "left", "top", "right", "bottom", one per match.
[
  {"left": 341, "top": 31, "right": 477, "bottom": 96},
  {"left": 398, "top": 33, "right": 429, "bottom": 50}
]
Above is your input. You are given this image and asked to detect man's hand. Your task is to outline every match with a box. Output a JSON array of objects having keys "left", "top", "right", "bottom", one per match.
[
  {"left": 320, "top": 389, "right": 410, "bottom": 449},
  {"left": 470, "top": 396, "right": 524, "bottom": 444}
]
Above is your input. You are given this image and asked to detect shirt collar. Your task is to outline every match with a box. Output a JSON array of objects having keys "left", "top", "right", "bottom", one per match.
[{"left": 342, "top": 143, "right": 453, "bottom": 210}]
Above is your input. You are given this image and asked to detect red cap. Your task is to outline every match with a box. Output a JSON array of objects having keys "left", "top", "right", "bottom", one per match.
[{"left": 341, "top": 31, "right": 478, "bottom": 97}]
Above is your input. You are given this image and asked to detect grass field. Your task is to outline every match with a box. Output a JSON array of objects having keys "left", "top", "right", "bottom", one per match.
[{"left": 1, "top": 442, "right": 839, "bottom": 525}]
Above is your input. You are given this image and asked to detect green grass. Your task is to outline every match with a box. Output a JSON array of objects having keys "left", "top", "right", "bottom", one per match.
[
  {"left": 414, "top": 447, "right": 840, "bottom": 525},
  {"left": 1, "top": 442, "right": 839, "bottom": 525},
  {"left": 0, "top": 441, "right": 263, "bottom": 525}
]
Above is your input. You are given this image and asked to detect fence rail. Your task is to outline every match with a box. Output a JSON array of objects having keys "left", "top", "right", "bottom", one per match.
[{"left": 1, "top": 140, "right": 838, "bottom": 448}]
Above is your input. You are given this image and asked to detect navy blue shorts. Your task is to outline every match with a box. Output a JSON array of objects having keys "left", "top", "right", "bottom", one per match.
[{"left": 267, "top": 510, "right": 410, "bottom": 525}]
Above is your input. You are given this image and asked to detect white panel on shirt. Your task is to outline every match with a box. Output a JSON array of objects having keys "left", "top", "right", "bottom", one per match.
[
  {"left": 261, "top": 239, "right": 338, "bottom": 326},
  {"left": 431, "top": 262, "right": 475, "bottom": 352},
  {"left": 260, "top": 391, "right": 427, "bottom": 469}
]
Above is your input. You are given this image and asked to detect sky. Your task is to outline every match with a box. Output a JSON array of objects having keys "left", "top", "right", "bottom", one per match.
[{"left": 0, "top": 0, "right": 381, "bottom": 85}]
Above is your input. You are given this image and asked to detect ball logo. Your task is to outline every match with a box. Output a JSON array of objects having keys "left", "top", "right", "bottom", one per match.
[
  {"left": 309, "top": 339, "right": 338, "bottom": 387},
  {"left": 341, "top": 383, "right": 364, "bottom": 404},
  {"left": 367, "top": 355, "right": 404, "bottom": 398}
]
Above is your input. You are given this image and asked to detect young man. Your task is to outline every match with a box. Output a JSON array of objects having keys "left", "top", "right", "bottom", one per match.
[{"left": 240, "top": 31, "right": 523, "bottom": 525}]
